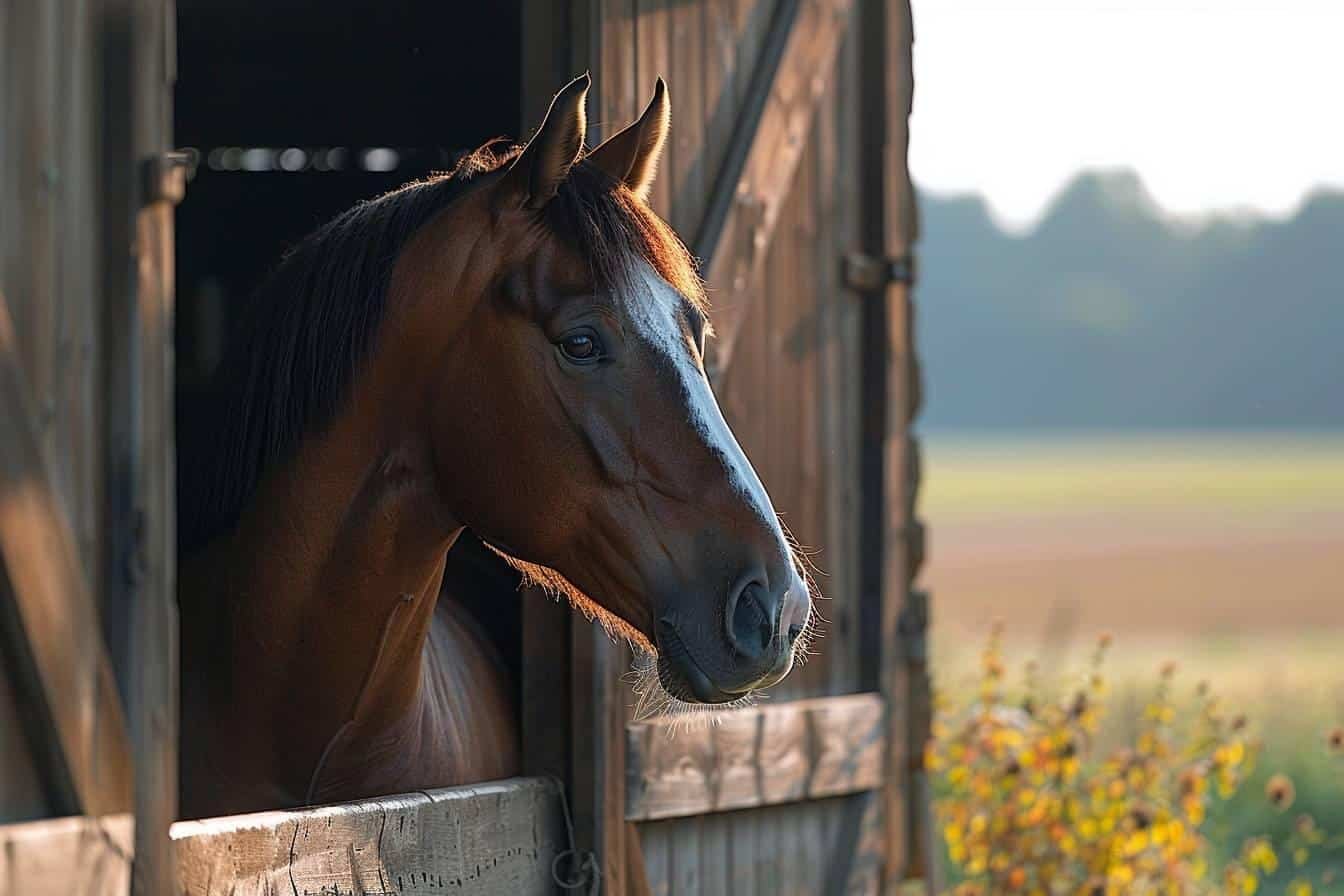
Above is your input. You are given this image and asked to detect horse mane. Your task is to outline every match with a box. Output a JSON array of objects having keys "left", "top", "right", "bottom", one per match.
[{"left": 178, "top": 141, "right": 706, "bottom": 558}]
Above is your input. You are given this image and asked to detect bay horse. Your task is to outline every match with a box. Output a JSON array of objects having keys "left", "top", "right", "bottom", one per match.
[{"left": 177, "top": 75, "right": 813, "bottom": 819}]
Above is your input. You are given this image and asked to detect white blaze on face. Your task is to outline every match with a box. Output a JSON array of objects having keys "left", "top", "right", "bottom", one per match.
[{"left": 624, "top": 259, "right": 779, "bottom": 533}]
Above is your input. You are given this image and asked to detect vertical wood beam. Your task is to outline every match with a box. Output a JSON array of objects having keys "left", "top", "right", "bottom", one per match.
[
  {"left": 856, "top": 0, "right": 930, "bottom": 892},
  {"left": 102, "top": 0, "right": 180, "bottom": 892}
]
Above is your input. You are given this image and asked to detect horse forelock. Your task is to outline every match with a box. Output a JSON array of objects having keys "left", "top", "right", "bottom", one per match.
[{"left": 546, "top": 160, "right": 708, "bottom": 323}]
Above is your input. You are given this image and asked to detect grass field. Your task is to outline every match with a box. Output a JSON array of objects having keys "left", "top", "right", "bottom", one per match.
[
  {"left": 922, "top": 431, "right": 1344, "bottom": 642},
  {"left": 920, "top": 431, "right": 1344, "bottom": 893}
]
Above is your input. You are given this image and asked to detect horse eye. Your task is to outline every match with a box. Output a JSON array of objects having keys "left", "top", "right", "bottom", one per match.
[{"left": 558, "top": 331, "right": 602, "bottom": 363}]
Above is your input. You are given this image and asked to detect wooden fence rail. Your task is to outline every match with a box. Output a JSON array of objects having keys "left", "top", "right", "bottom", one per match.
[
  {"left": 625, "top": 692, "right": 884, "bottom": 821},
  {"left": 0, "top": 778, "right": 566, "bottom": 896}
]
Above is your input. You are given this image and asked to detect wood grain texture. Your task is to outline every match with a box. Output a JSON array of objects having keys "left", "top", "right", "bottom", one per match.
[
  {"left": 0, "top": 814, "right": 133, "bottom": 896},
  {"left": 636, "top": 795, "right": 869, "bottom": 896},
  {"left": 0, "top": 670, "right": 48, "bottom": 823},
  {"left": 698, "top": 0, "right": 854, "bottom": 378},
  {"left": 634, "top": 0, "right": 673, "bottom": 217},
  {"left": 667, "top": 0, "right": 705, "bottom": 234},
  {"left": 1, "top": 0, "right": 123, "bottom": 822},
  {"left": 125, "top": 3, "right": 182, "bottom": 891},
  {"left": 0, "top": 295, "right": 133, "bottom": 818},
  {"left": 625, "top": 693, "right": 883, "bottom": 822},
  {"left": 172, "top": 778, "right": 566, "bottom": 896},
  {"left": 712, "top": 107, "right": 863, "bottom": 702},
  {"left": 852, "top": 0, "right": 931, "bottom": 889}
]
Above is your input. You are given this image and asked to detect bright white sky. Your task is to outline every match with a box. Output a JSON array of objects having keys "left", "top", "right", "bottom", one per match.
[{"left": 909, "top": 0, "right": 1344, "bottom": 230}]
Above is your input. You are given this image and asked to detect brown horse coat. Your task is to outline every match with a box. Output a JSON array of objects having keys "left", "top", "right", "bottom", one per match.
[{"left": 178, "top": 76, "right": 811, "bottom": 818}]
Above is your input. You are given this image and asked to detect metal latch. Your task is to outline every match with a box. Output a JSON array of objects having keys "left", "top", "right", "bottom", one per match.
[
  {"left": 843, "top": 252, "right": 917, "bottom": 291},
  {"left": 140, "top": 149, "right": 198, "bottom": 206}
]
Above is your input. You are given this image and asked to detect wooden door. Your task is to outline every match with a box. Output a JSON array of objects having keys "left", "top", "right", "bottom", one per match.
[
  {"left": 522, "top": 1, "right": 932, "bottom": 893},
  {"left": 0, "top": 0, "right": 180, "bottom": 892}
]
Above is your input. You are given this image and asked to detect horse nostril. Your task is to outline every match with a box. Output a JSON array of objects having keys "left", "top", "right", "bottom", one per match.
[
  {"left": 727, "top": 582, "right": 773, "bottom": 661},
  {"left": 787, "top": 623, "right": 803, "bottom": 644}
]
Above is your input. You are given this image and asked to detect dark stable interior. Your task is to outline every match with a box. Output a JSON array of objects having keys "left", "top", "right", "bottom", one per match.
[{"left": 174, "top": 0, "right": 527, "bottom": 693}]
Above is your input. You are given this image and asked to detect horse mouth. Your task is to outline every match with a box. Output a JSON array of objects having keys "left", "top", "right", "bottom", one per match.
[{"left": 655, "top": 621, "right": 741, "bottom": 704}]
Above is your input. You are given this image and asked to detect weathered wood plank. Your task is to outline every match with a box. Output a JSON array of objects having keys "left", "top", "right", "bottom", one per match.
[
  {"left": 625, "top": 692, "right": 883, "bottom": 822},
  {"left": 635, "top": 0, "right": 673, "bottom": 218},
  {"left": 854, "top": 0, "right": 931, "bottom": 890},
  {"left": 0, "top": 295, "right": 134, "bottom": 819},
  {"left": 0, "top": 814, "right": 133, "bottom": 896},
  {"left": 600, "top": 0, "right": 639, "bottom": 129},
  {"left": 697, "top": 0, "right": 854, "bottom": 379},
  {"left": 667, "top": 1, "right": 705, "bottom": 235},
  {"left": 0, "top": 667, "right": 49, "bottom": 823},
  {"left": 51, "top": 0, "right": 103, "bottom": 585},
  {"left": 172, "top": 778, "right": 566, "bottom": 896},
  {"left": 123, "top": 4, "right": 182, "bottom": 892}
]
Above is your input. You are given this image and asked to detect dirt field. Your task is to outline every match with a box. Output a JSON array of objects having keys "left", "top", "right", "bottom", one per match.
[{"left": 920, "top": 431, "right": 1344, "bottom": 644}]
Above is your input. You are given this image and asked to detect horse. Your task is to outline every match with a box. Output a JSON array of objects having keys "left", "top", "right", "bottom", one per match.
[{"left": 176, "top": 75, "right": 814, "bottom": 819}]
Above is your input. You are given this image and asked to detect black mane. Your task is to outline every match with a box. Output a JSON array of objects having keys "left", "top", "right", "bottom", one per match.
[{"left": 178, "top": 144, "right": 704, "bottom": 557}]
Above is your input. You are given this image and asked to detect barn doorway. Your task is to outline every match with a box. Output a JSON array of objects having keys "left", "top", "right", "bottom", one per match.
[{"left": 172, "top": 0, "right": 529, "bottom": 691}]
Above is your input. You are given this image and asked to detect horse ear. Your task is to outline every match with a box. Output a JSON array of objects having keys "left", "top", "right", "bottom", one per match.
[
  {"left": 585, "top": 78, "right": 669, "bottom": 202},
  {"left": 503, "top": 73, "right": 590, "bottom": 210}
]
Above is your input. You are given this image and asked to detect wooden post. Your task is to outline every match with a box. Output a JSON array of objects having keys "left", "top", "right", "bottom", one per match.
[
  {"left": 856, "top": 0, "right": 931, "bottom": 892},
  {"left": 102, "top": 0, "right": 181, "bottom": 892}
]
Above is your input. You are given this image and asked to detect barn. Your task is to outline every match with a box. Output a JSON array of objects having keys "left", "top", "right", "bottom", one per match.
[{"left": 0, "top": 0, "right": 929, "bottom": 893}]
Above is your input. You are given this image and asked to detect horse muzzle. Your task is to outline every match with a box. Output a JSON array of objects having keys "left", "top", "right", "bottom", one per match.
[{"left": 655, "top": 573, "right": 810, "bottom": 704}]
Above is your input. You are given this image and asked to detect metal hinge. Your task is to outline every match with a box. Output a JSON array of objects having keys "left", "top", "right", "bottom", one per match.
[
  {"left": 897, "top": 589, "right": 929, "bottom": 664},
  {"left": 843, "top": 252, "right": 917, "bottom": 292},
  {"left": 140, "top": 149, "right": 198, "bottom": 206}
]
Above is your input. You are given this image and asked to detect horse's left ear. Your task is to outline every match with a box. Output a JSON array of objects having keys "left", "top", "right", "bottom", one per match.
[
  {"left": 502, "top": 73, "right": 590, "bottom": 210},
  {"left": 585, "top": 78, "right": 670, "bottom": 202}
]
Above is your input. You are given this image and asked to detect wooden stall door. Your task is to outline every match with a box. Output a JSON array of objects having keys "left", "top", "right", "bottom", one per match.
[
  {"left": 1, "top": 0, "right": 181, "bottom": 893},
  {"left": 523, "top": 0, "right": 930, "bottom": 894}
]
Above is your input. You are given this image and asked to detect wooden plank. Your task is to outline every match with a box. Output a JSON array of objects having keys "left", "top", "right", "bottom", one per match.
[
  {"left": 853, "top": 0, "right": 930, "bottom": 891},
  {"left": 0, "top": 295, "right": 134, "bottom": 818},
  {"left": 625, "top": 693, "right": 883, "bottom": 822},
  {"left": 600, "top": 0, "right": 640, "bottom": 130},
  {"left": 0, "top": 668, "right": 49, "bottom": 822},
  {"left": 52, "top": 0, "right": 103, "bottom": 586},
  {"left": 570, "top": 624, "right": 630, "bottom": 894},
  {"left": 634, "top": 0, "right": 673, "bottom": 217},
  {"left": 0, "top": 814, "right": 133, "bottom": 896},
  {"left": 699, "top": 812, "right": 729, "bottom": 896},
  {"left": 0, "top": 0, "right": 59, "bottom": 458},
  {"left": 171, "top": 778, "right": 566, "bottom": 896},
  {"left": 821, "top": 27, "right": 864, "bottom": 700},
  {"left": 127, "top": 3, "right": 181, "bottom": 893},
  {"left": 697, "top": 0, "right": 854, "bottom": 380},
  {"left": 667, "top": 1, "right": 705, "bottom": 234}
]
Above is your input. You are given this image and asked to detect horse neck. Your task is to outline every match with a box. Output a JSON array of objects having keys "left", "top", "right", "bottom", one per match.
[{"left": 183, "top": 396, "right": 462, "bottom": 807}]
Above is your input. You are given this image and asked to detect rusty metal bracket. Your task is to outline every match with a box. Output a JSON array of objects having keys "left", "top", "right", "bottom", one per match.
[
  {"left": 140, "top": 149, "right": 197, "bottom": 206},
  {"left": 843, "top": 251, "right": 917, "bottom": 292}
]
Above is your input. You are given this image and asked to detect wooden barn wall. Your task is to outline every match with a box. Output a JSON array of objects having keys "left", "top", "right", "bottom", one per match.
[
  {"left": 585, "top": 0, "right": 872, "bottom": 887},
  {"left": 0, "top": 0, "right": 103, "bottom": 823},
  {"left": 598, "top": 0, "right": 863, "bottom": 704},
  {"left": 594, "top": 0, "right": 778, "bottom": 238},
  {"left": 638, "top": 794, "right": 878, "bottom": 896},
  {"left": 711, "top": 25, "right": 863, "bottom": 701}
]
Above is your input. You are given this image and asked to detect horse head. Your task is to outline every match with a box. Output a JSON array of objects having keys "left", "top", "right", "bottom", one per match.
[{"left": 393, "top": 75, "right": 813, "bottom": 707}]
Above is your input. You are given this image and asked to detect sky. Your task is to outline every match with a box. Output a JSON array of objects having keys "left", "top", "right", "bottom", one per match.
[{"left": 908, "top": 0, "right": 1344, "bottom": 231}]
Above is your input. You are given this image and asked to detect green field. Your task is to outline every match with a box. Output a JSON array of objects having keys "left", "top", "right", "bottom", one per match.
[{"left": 922, "top": 430, "right": 1344, "bottom": 518}]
